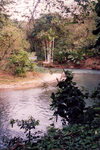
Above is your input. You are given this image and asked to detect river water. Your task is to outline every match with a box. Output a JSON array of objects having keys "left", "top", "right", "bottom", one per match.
[{"left": 0, "top": 69, "right": 100, "bottom": 147}]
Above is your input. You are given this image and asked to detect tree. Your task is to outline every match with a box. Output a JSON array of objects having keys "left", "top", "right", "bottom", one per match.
[
  {"left": 27, "top": 0, "right": 96, "bottom": 62},
  {"left": 37, "top": 28, "right": 56, "bottom": 63},
  {"left": 93, "top": 0, "right": 100, "bottom": 52},
  {"left": 29, "top": 12, "right": 95, "bottom": 64},
  {"left": 0, "top": 0, "right": 9, "bottom": 28},
  {"left": 0, "top": 21, "right": 30, "bottom": 62},
  {"left": 7, "top": 49, "right": 35, "bottom": 76},
  {"left": 30, "top": 14, "right": 64, "bottom": 63}
]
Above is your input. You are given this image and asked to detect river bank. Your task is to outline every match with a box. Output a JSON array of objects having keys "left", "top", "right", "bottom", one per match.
[
  {"left": 0, "top": 70, "right": 62, "bottom": 90},
  {"left": 0, "top": 61, "right": 100, "bottom": 90},
  {"left": 49, "top": 57, "right": 100, "bottom": 70}
]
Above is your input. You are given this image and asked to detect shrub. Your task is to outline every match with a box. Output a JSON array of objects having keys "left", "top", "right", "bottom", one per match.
[
  {"left": 7, "top": 50, "right": 36, "bottom": 76},
  {"left": 50, "top": 71, "right": 89, "bottom": 124},
  {"left": 67, "top": 50, "right": 85, "bottom": 64},
  {"left": 37, "top": 123, "right": 100, "bottom": 150},
  {"left": 54, "top": 50, "right": 85, "bottom": 64},
  {"left": 4, "top": 117, "right": 39, "bottom": 149}
]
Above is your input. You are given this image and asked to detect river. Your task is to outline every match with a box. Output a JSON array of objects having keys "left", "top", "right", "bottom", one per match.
[{"left": 0, "top": 69, "right": 100, "bottom": 147}]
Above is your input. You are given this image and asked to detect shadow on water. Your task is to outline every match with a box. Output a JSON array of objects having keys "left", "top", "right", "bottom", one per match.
[{"left": 0, "top": 69, "right": 100, "bottom": 147}]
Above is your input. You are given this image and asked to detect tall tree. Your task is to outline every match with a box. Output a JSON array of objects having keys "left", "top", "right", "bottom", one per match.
[
  {"left": 30, "top": 14, "right": 64, "bottom": 63},
  {"left": 39, "top": 28, "right": 56, "bottom": 63}
]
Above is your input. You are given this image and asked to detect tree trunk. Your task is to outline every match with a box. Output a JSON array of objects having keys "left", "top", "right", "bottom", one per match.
[
  {"left": 45, "top": 39, "right": 54, "bottom": 63},
  {"left": 52, "top": 37, "right": 54, "bottom": 63},
  {"left": 42, "top": 41, "right": 46, "bottom": 61},
  {"left": 49, "top": 41, "right": 52, "bottom": 63},
  {"left": 46, "top": 40, "right": 50, "bottom": 63}
]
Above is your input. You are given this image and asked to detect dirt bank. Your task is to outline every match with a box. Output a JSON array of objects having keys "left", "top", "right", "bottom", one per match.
[
  {"left": 50, "top": 57, "right": 100, "bottom": 70},
  {"left": 0, "top": 56, "right": 100, "bottom": 90},
  {"left": 0, "top": 71, "right": 62, "bottom": 90}
]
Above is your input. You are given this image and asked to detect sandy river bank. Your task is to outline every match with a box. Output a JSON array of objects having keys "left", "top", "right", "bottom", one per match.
[{"left": 0, "top": 72, "right": 62, "bottom": 90}]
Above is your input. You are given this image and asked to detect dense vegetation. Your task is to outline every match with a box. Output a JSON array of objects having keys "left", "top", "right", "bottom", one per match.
[
  {"left": 30, "top": 13, "right": 96, "bottom": 62},
  {"left": 0, "top": 1, "right": 35, "bottom": 76},
  {"left": 0, "top": 0, "right": 100, "bottom": 75},
  {"left": 29, "top": 2, "right": 98, "bottom": 65},
  {"left": 93, "top": 0, "right": 100, "bottom": 52},
  {"left": 0, "top": 21, "right": 32, "bottom": 73}
]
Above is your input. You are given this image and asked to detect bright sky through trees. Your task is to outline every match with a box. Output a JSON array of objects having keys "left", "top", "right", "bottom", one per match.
[{"left": 6, "top": 0, "right": 78, "bottom": 21}]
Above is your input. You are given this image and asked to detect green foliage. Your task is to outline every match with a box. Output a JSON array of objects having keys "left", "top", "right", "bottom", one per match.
[
  {"left": 0, "top": 0, "right": 9, "bottom": 28},
  {"left": 4, "top": 119, "right": 100, "bottom": 149},
  {"left": 50, "top": 71, "right": 88, "bottom": 124},
  {"left": 67, "top": 50, "right": 85, "bottom": 64},
  {"left": 93, "top": 0, "right": 100, "bottom": 53},
  {"left": 91, "top": 83, "right": 100, "bottom": 100},
  {"left": 91, "top": 83, "right": 100, "bottom": 115},
  {"left": 0, "top": 16, "right": 31, "bottom": 71},
  {"left": 30, "top": 12, "right": 96, "bottom": 62},
  {"left": 7, "top": 50, "right": 35, "bottom": 76},
  {"left": 54, "top": 49, "right": 85, "bottom": 64},
  {"left": 31, "top": 14, "right": 64, "bottom": 62},
  {"left": 54, "top": 50, "right": 67, "bottom": 63},
  {"left": 50, "top": 71, "right": 100, "bottom": 125},
  {"left": 4, "top": 117, "right": 40, "bottom": 149},
  {"left": 12, "top": 117, "right": 39, "bottom": 143},
  {"left": 0, "top": 21, "right": 30, "bottom": 61},
  {"left": 37, "top": 123, "right": 100, "bottom": 150}
]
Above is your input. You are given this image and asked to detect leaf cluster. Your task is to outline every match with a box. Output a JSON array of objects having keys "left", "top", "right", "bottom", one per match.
[
  {"left": 50, "top": 71, "right": 88, "bottom": 124},
  {"left": 54, "top": 49, "right": 85, "bottom": 64},
  {"left": 92, "top": 0, "right": 100, "bottom": 52},
  {"left": 37, "top": 123, "right": 100, "bottom": 150},
  {"left": 7, "top": 50, "right": 36, "bottom": 76}
]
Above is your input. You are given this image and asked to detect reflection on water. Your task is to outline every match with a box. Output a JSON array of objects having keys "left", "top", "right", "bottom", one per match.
[
  {"left": 0, "top": 70, "right": 100, "bottom": 147},
  {"left": 73, "top": 73, "right": 100, "bottom": 106},
  {"left": 74, "top": 74, "right": 100, "bottom": 91},
  {"left": 0, "top": 86, "right": 62, "bottom": 147}
]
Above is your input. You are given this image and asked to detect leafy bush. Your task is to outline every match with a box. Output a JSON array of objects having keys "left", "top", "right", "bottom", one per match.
[
  {"left": 37, "top": 123, "right": 100, "bottom": 150},
  {"left": 7, "top": 50, "right": 36, "bottom": 76},
  {"left": 0, "top": 22, "right": 30, "bottom": 62},
  {"left": 54, "top": 50, "right": 67, "bottom": 63},
  {"left": 91, "top": 83, "right": 100, "bottom": 100},
  {"left": 4, "top": 120, "right": 100, "bottom": 150},
  {"left": 91, "top": 83, "right": 100, "bottom": 116},
  {"left": 4, "top": 117, "right": 40, "bottom": 149},
  {"left": 50, "top": 70, "right": 100, "bottom": 125},
  {"left": 51, "top": 71, "right": 88, "bottom": 124},
  {"left": 67, "top": 50, "right": 85, "bottom": 64},
  {"left": 54, "top": 50, "right": 85, "bottom": 64},
  {"left": 83, "top": 48, "right": 100, "bottom": 57},
  {"left": 11, "top": 117, "right": 39, "bottom": 142}
]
